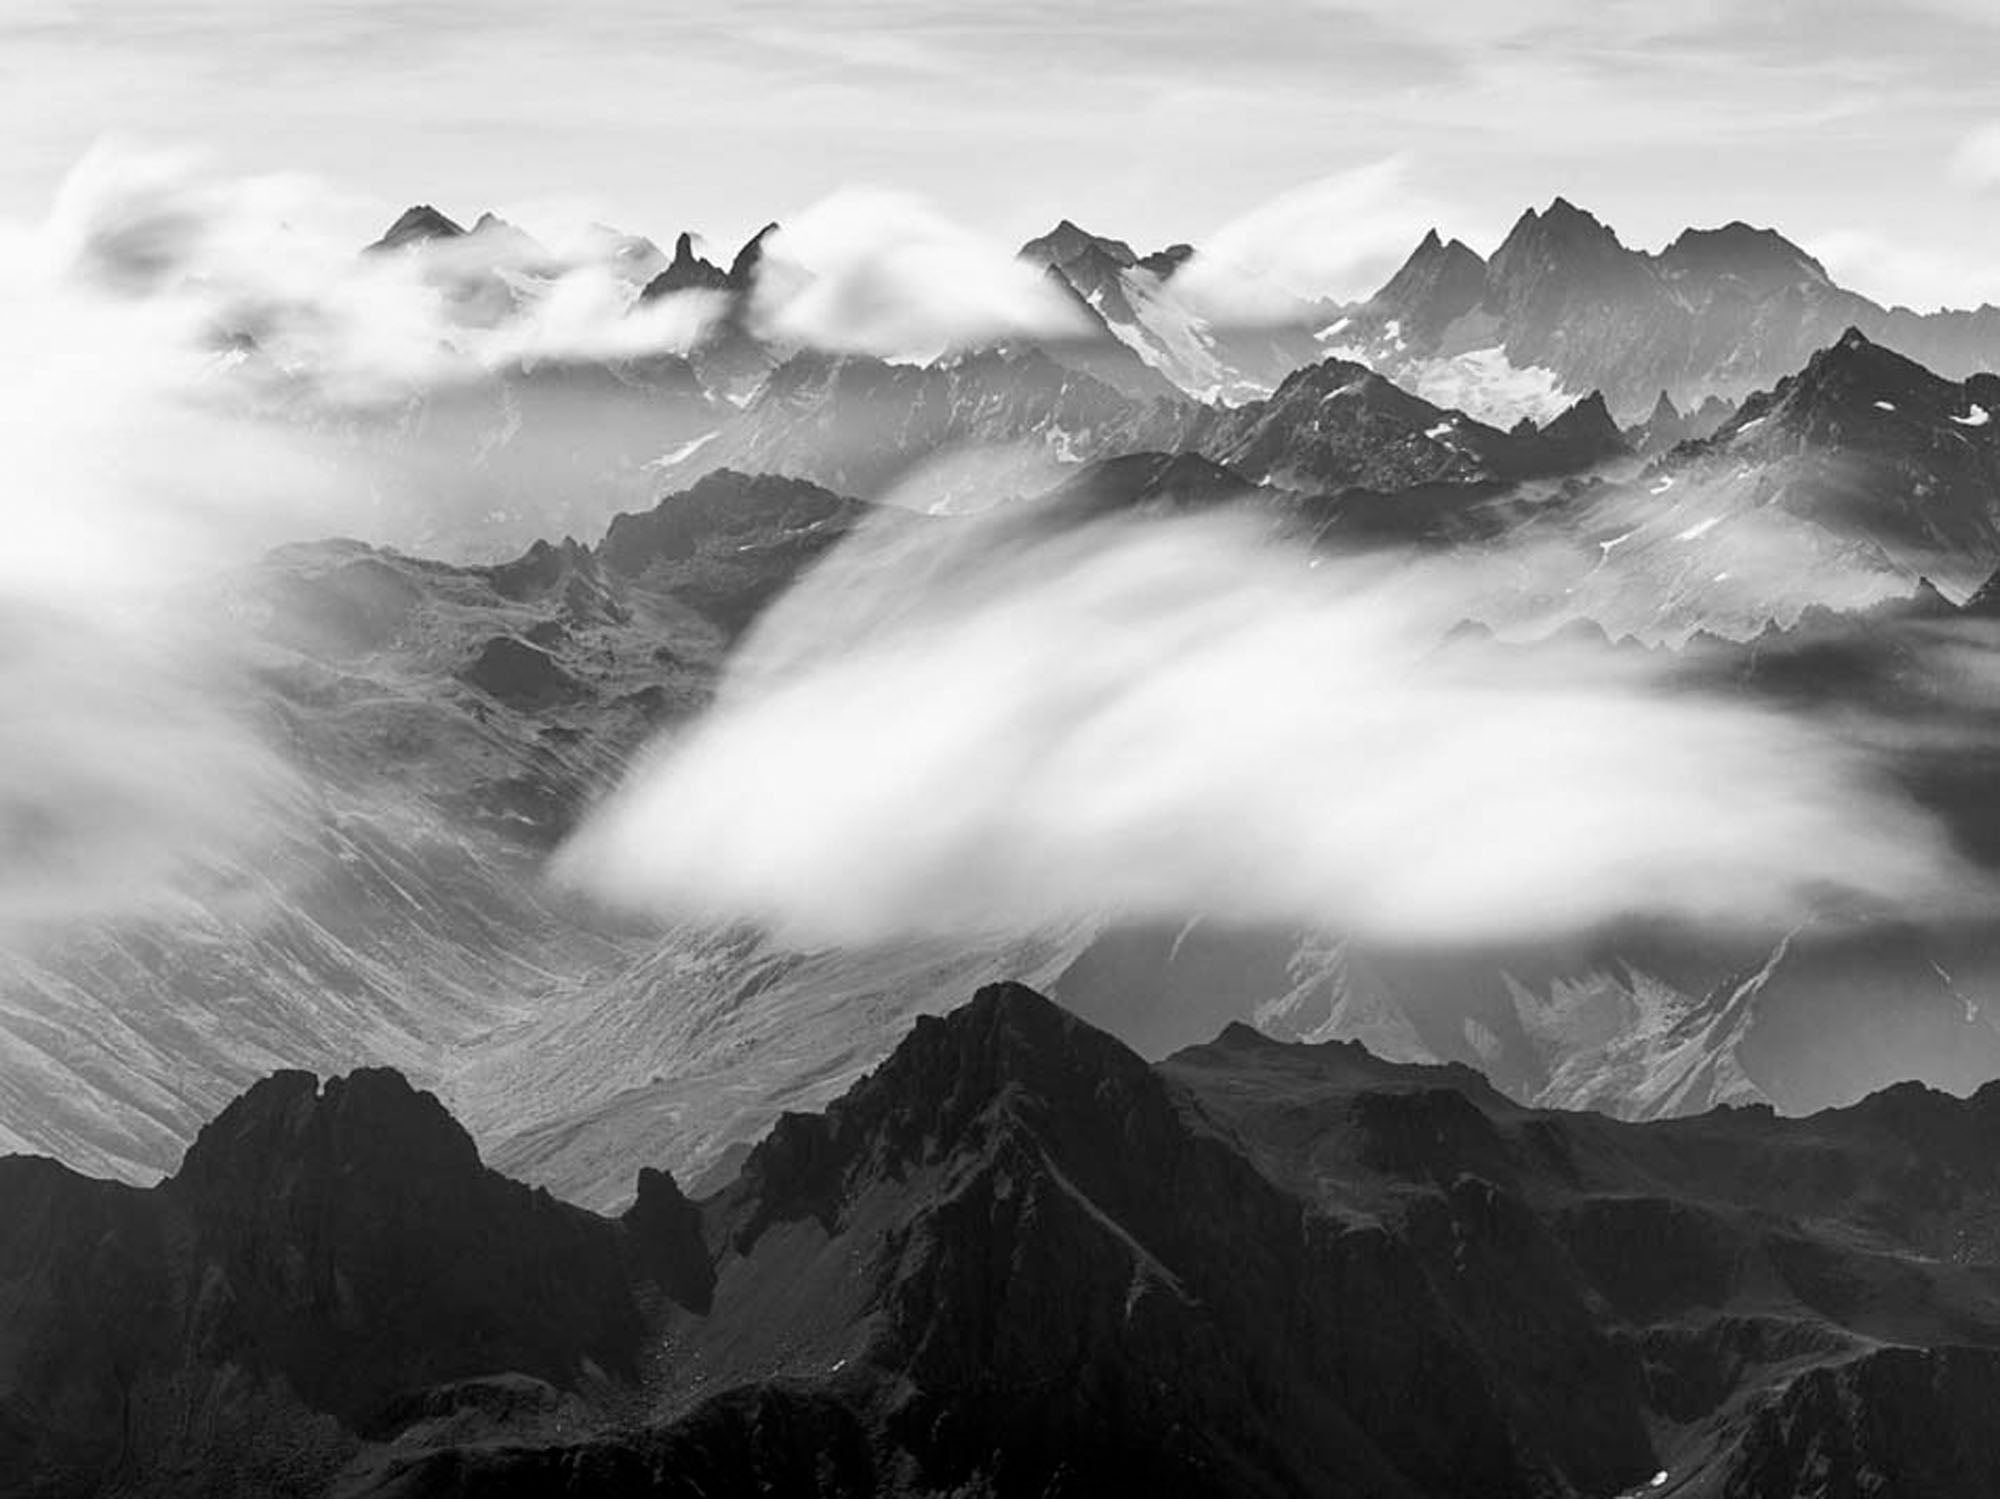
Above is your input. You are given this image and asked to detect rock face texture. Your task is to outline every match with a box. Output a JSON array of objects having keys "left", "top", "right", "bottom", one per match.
[{"left": 10, "top": 984, "right": 2000, "bottom": 1497}]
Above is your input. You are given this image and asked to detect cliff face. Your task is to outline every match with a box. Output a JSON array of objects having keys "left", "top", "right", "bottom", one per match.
[{"left": 10, "top": 983, "right": 2000, "bottom": 1497}]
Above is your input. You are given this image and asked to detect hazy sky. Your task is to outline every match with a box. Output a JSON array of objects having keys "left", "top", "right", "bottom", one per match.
[{"left": 6, "top": 0, "right": 2000, "bottom": 308}]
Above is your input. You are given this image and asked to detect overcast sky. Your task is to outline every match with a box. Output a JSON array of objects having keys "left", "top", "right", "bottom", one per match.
[{"left": 6, "top": 0, "right": 2000, "bottom": 309}]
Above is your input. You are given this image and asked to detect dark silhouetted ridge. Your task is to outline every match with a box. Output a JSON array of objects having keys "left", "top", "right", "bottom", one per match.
[{"left": 14, "top": 990, "right": 2000, "bottom": 1496}]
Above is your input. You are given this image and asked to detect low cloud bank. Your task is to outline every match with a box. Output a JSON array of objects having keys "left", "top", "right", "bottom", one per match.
[{"left": 556, "top": 503, "right": 1967, "bottom": 947}]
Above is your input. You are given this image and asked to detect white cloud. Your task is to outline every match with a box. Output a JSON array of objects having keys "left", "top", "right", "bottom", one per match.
[
  {"left": 40, "top": 140, "right": 728, "bottom": 405},
  {"left": 748, "top": 187, "right": 1091, "bottom": 361},
  {"left": 1807, "top": 227, "right": 2000, "bottom": 311},
  {"left": 1174, "top": 158, "right": 1456, "bottom": 319},
  {"left": 556, "top": 504, "right": 1966, "bottom": 948},
  {"left": 0, "top": 148, "right": 320, "bottom": 938}
]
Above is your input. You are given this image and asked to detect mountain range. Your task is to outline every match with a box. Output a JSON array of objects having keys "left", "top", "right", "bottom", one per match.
[
  {"left": 10, "top": 983, "right": 2000, "bottom": 1496},
  {"left": 319, "top": 197, "right": 2000, "bottom": 554},
  {"left": 14, "top": 187, "right": 2000, "bottom": 1496},
  {"left": 1333, "top": 198, "right": 2000, "bottom": 422},
  {"left": 12, "top": 315, "right": 2000, "bottom": 1220}
]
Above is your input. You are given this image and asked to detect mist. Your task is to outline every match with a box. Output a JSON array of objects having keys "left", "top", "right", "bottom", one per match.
[
  {"left": 555, "top": 500, "right": 1970, "bottom": 948},
  {"left": 747, "top": 187, "right": 1091, "bottom": 361},
  {"left": 0, "top": 149, "right": 329, "bottom": 938},
  {"left": 1174, "top": 158, "right": 1463, "bottom": 325}
]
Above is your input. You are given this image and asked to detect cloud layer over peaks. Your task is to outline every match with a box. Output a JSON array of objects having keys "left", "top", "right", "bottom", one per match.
[{"left": 556, "top": 504, "right": 1967, "bottom": 947}]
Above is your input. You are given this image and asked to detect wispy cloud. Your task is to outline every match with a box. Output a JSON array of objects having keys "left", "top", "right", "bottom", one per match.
[
  {"left": 557, "top": 502, "right": 1968, "bottom": 948},
  {"left": 1808, "top": 226, "right": 2000, "bottom": 312},
  {"left": 1174, "top": 157, "right": 1463, "bottom": 314},
  {"left": 750, "top": 187, "right": 1090, "bottom": 360}
]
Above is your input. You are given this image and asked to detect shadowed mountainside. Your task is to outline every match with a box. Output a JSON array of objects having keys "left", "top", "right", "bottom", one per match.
[{"left": 8, "top": 985, "right": 2000, "bottom": 1496}]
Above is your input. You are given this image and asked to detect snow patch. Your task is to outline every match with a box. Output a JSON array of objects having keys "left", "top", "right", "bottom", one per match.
[
  {"left": 1095, "top": 269, "right": 1279, "bottom": 406},
  {"left": 1405, "top": 346, "right": 1573, "bottom": 428},
  {"left": 650, "top": 429, "right": 718, "bottom": 469},
  {"left": 1675, "top": 516, "right": 1721, "bottom": 542},
  {"left": 1873, "top": 400, "right": 1896, "bottom": 412},
  {"left": 1953, "top": 404, "right": 1991, "bottom": 427},
  {"left": 1649, "top": 476, "right": 1675, "bottom": 495}
]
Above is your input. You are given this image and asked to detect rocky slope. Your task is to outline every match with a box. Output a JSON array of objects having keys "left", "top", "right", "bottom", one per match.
[
  {"left": 1640, "top": 327, "right": 2000, "bottom": 587},
  {"left": 10, "top": 985, "right": 2000, "bottom": 1496},
  {"left": 0, "top": 472, "right": 1089, "bottom": 1212},
  {"left": 647, "top": 344, "right": 1199, "bottom": 511}
]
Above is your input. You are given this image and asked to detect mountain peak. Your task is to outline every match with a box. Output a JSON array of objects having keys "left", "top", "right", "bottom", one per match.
[
  {"left": 1021, "top": 219, "right": 1140, "bottom": 272},
  {"left": 1529, "top": 196, "right": 1622, "bottom": 247},
  {"left": 728, "top": 222, "right": 779, "bottom": 288},
  {"left": 1532, "top": 389, "right": 1629, "bottom": 465},
  {"left": 1659, "top": 221, "right": 1832, "bottom": 291},
  {"left": 1488, "top": 198, "right": 1634, "bottom": 291},
  {"left": 170, "top": 1067, "right": 484, "bottom": 1208},
  {"left": 366, "top": 203, "right": 466, "bottom": 253},
  {"left": 1369, "top": 229, "right": 1488, "bottom": 334},
  {"left": 1801, "top": 325, "right": 1938, "bottom": 391},
  {"left": 1138, "top": 242, "right": 1195, "bottom": 280},
  {"left": 641, "top": 230, "right": 731, "bottom": 299},
  {"left": 840, "top": 984, "right": 1152, "bottom": 1154},
  {"left": 465, "top": 212, "right": 549, "bottom": 262}
]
